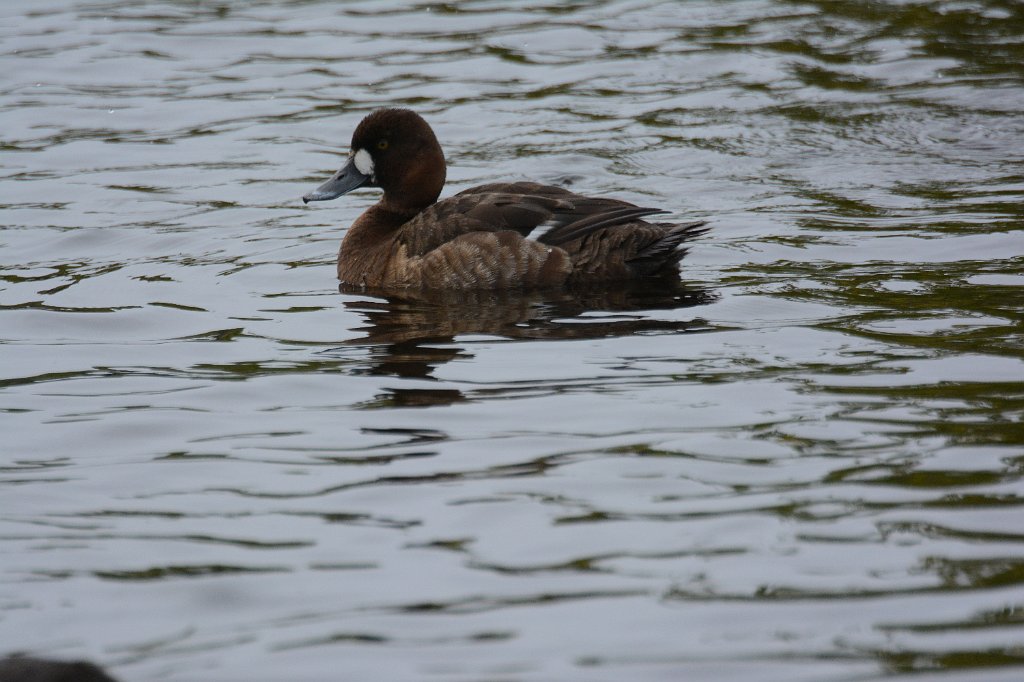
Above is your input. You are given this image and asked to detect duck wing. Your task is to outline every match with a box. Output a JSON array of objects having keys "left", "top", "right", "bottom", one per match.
[
  {"left": 397, "top": 181, "right": 667, "bottom": 257},
  {"left": 451, "top": 184, "right": 710, "bottom": 282},
  {"left": 455, "top": 182, "right": 674, "bottom": 247},
  {"left": 394, "top": 184, "right": 570, "bottom": 257},
  {"left": 391, "top": 179, "right": 704, "bottom": 282}
]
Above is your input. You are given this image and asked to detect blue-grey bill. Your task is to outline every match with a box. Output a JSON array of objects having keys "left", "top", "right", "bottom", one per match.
[{"left": 302, "top": 157, "right": 369, "bottom": 203}]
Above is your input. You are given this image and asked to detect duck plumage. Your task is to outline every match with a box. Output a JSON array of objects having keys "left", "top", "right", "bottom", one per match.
[{"left": 303, "top": 108, "right": 707, "bottom": 290}]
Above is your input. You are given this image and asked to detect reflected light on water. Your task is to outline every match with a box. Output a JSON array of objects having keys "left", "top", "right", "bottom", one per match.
[{"left": 1, "top": 0, "right": 1023, "bottom": 680}]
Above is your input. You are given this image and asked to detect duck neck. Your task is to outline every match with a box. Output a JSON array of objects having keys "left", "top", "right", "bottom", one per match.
[
  {"left": 378, "top": 196, "right": 432, "bottom": 221},
  {"left": 378, "top": 143, "right": 446, "bottom": 216},
  {"left": 344, "top": 204, "right": 408, "bottom": 246},
  {"left": 337, "top": 204, "right": 408, "bottom": 285}
]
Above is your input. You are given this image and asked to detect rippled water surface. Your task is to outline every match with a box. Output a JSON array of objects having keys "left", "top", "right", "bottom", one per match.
[{"left": 3, "top": 1, "right": 1024, "bottom": 680}]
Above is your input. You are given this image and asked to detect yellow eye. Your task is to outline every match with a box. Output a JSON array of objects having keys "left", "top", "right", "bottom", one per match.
[{"left": 376, "top": 139, "right": 389, "bottom": 150}]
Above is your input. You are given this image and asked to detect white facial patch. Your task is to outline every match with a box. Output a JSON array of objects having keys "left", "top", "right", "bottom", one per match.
[{"left": 353, "top": 148, "right": 375, "bottom": 179}]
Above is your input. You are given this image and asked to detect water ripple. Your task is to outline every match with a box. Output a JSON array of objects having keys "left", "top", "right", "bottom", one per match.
[{"left": 2, "top": 0, "right": 1024, "bottom": 680}]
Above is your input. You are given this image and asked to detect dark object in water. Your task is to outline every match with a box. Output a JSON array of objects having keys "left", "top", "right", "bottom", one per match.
[
  {"left": 0, "top": 656, "right": 119, "bottom": 682},
  {"left": 304, "top": 108, "right": 709, "bottom": 290}
]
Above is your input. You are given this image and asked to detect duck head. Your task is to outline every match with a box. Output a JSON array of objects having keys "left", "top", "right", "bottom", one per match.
[{"left": 303, "top": 108, "right": 446, "bottom": 213}]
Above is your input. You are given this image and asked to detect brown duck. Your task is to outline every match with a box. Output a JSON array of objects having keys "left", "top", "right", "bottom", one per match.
[{"left": 303, "top": 108, "right": 707, "bottom": 290}]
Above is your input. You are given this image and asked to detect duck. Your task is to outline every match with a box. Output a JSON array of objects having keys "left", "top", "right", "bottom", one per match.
[{"left": 303, "top": 108, "right": 708, "bottom": 290}]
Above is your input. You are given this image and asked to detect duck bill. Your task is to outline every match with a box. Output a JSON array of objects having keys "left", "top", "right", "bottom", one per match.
[{"left": 302, "top": 157, "right": 369, "bottom": 204}]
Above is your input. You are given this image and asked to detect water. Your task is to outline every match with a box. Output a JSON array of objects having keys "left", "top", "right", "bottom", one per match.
[{"left": 2, "top": 1, "right": 1023, "bottom": 680}]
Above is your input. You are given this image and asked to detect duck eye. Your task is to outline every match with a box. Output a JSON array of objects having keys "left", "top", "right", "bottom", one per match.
[{"left": 376, "top": 139, "right": 389, "bottom": 151}]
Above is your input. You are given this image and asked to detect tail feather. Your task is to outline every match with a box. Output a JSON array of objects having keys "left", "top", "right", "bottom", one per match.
[
  {"left": 627, "top": 220, "right": 709, "bottom": 277},
  {"left": 539, "top": 207, "right": 668, "bottom": 246}
]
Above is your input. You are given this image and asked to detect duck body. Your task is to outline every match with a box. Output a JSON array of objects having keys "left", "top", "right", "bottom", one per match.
[{"left": 303, "top": 109, "right": 707, "bottom": 291}]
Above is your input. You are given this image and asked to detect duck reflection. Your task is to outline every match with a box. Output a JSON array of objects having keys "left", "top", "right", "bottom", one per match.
[{"left": 337, "top": 282, "right": 714, "bottom": 407}]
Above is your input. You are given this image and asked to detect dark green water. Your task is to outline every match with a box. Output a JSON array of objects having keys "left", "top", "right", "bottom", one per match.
[{"left": 2, "top": 1, "right": 1023, "bottom": 680}]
